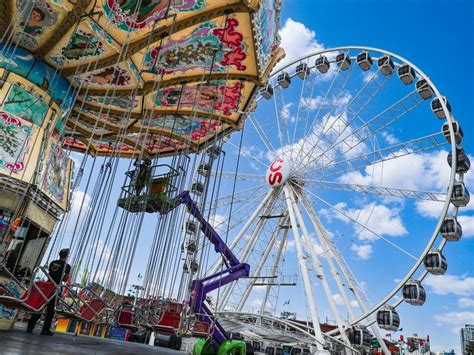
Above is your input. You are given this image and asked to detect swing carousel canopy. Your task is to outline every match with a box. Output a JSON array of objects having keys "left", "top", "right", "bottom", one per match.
[{"left": 0, "top": 0, "right": 284, "bottom": 158}]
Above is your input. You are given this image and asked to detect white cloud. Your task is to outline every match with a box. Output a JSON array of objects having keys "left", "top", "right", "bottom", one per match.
[
  {"left": 69, "top": 190, "right": 92, "bottom": 214},
  {"left": 251, "top": 298, "right": 262, "bottom": 308},
  {"left": 434, "top": 311, "right": 474, "bottom": 326},
  {"left": 332, "top": 293, "right": 344, "bottom": 305},
  {"left": 361, "top": 70, "right": 376, "bottom": 83},
  {"left": 286, "top": 235, "right": 325, "bottom": 257},
  {"left": 351, "top": 243, "right": 373, "bottom": 260},
  {"left": 276, "top": 19, "right": 324, "bottom": 71},
  {"left": 332, "top": 294, "right": 360, "bottom": 309},
  {"left": 281, "top": 103, "right": 293, "bottom": 122},
  {"left": 425, "top": 274, "right": 474, "bottom": 297},
  {"left": 63, "top": 190, "right": 92, "bottom": 238},
  {"left": 350, "top": 300, "right": 360, "bottom": 308},
  {"left": 300, "top": 92, "right": 352, "bottom": 112},
  {"left": 209, "top": 214, "right": 228, "bottom": 235},
  {"left": 415, "top": 200, "right": 445, "bottom": 219},
  {"left": 339, "top": 149, "right": 474, "bottom": 218},
  {"left": 269, "top": 110, "right": 368, "bottom": 173},
  {"left": 340, "top": 150, "right": 449, "bottom": 191},
  {"left": 459, "top": 297, "right": 474, "bottom": 308},
  {"left": 325, "top": 202, "right": 407, "bottom": 241},
  {"left": 458, "top": 215, "right": 474, "bottom": 238},
  {"left": 381, "top": 131, "right": 400, "bottom": 145},
  {"left": 69, "top": 152, "right": 84, "bottom": 170},
  {"left": 89, "top": 239, "right": 112, "bottom": 262},
  {"left": 241, "top": 145, "right": 266, "bottom": 161}
]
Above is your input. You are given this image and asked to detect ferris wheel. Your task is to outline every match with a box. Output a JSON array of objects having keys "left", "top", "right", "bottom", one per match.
[{"left": 205, "top": 46, "right": 470, "bottom": 353}]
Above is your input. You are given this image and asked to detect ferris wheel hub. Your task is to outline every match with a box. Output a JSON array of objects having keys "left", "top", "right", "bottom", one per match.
[{"left": 265, "top": 158, "right": 294, "bottom": 187}]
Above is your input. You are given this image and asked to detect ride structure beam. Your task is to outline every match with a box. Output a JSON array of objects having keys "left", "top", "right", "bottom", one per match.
[
  {"left": 283, "top": 185, "right": 326, "bottom": 352},
  {"left": 162, "top": 191, "right": 250, "bottom": 349},
  {"left": 260, "top": 219, "right": 290, "bottom": 316},
  {"left": 299, "top": 193, "right": 391, "bottom": 355},
  {"left": 235, "top": 213, "right": 288, "bottom": 312},
  {"left": 208, "top": 189, "right": 275, "bottom": 276},
  {"left": 287, "top": 188, "right": 351, "bottom": 348},
  {"left": 217, "top": 194, "right": 277, "bottom": 311}
]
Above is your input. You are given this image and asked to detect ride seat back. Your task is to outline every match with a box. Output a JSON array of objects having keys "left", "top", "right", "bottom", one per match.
[
  {"left": 192, "top": 320, "right": 211, "bottom": 337},
  {"left": 20, "top": 282, "right": 55, "bottom": 310},
  {"left": 156, "top": 311, "right": 180, "bottom": 330},
  {"left": 118, "top": 308, "right": 134, "bottom": 325},
  {"left": 80, "top": 298, "right": 105, "bottom": 321}
]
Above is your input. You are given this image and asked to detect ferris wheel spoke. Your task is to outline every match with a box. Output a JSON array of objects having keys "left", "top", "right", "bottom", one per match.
[
  {"left": 274, "top": 85, "right": 293, "bottom": 149},
  {"left": 211, "top": 172, "right": 265, "bottom": 182},
  {"left": 295, "top": 61, "right": 319, "bottom": 144},
  {"left": 295, "top": 63, "right": 354, "bottom": 165},
  {"left": 205, "top": 184, "right": 268, "bottom": 210},
  {"left": 297, "top": 89, "right": 426, "bottom": 176},
  {"left": 301, "top": 186, "right": 418, "bottom": 260},
  {"left": 303, "top": 55, "right": 354, "bottom": 139},
  {"left": 311, "top": 132, "right": 447, "bottom": 179},
  {"left": 289, "top": 58, "right": 315, "bottom": 160},
  {"left": 272, "top": 83, "right": 286, "bottom": 150},
  {"left": 304, "top": 179, "right": 447, "bottom": 201},
  {"left": 249, "top": 114, "right": 277, "bottom": 154},
  {"left": 226, "top": 140, "right": 268, "bottom": 168},
  {"left": 301, "top": 67, "right": 390, "bottom": 170}
]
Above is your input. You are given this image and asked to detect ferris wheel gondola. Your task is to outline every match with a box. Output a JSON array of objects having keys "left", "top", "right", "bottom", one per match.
[
  {"left": 424, "top": 249, "right": 448, "bottom": 275},
  {"left": 402, "top": 280, "right": 426, "bottom": 306},
  {"left": 376, "top": 305, "right": 400, "bottom": 331}
]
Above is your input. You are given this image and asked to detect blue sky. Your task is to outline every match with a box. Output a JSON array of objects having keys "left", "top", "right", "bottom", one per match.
[{"left": 63, "top": 1, "right": 473, "bottom": 353}]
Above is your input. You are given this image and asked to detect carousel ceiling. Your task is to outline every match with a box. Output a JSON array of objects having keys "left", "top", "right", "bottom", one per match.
[{"left": 0, "top": 0, "right": 283, "bottom": 157}]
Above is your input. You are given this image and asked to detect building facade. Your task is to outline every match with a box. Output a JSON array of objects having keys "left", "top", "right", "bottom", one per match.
[{"left": 461, "top": 324, "right": 474, "bottom": 355}]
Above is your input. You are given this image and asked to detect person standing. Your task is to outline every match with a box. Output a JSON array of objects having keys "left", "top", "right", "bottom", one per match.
[{"left": 26, "top": 248, "right": 71, "bottom": 335}]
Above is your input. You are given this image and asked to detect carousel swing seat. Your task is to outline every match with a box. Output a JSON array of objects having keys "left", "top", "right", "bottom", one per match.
[
  {"left": 0, "top": 281, "right": 56, "bottom": 312},
  {"left": 153, "top": 310, "right": 181, "bottom": 335},
  {"left": 192, "top": 320, "right": 212, "bottom": 338},
  {"left": 116, "top": 305, "right": 138, "bottom": 330},
  {"left": 118, "top": 164, "right": 180, "bottom": 213},
  {"left": 57, "top": 283, "right": 114, "bottom": 322},
  {"left": 0, "top": 266, "right": 58, "bottom": 313}
]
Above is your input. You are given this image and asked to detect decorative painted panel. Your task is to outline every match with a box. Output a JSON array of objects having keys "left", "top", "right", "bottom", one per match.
[
  {"left": 95, "top": 0, "right": 234, "bottom": 43},
  {"left": 1, "top": 84, "right": 49, "bottom": 126},
  {"left": 149, "top": 80, "right": 244, "bottom": 118},
  {"left": 0, "top": 111, "right": 35, "bottom": 174},
  {"left": 141, "top": 114, "right": 226, "bottom": 141},
  {"left": 12, "top": 0, "right": 74, "bottom": 51},
  {"left": 1, "top": 0, "right": 283, "bottom": 158},
  {"left": 80, "top": 95, "right": 141, "bottom": 113},
  {"left": 134, "top": 13, "right": 258, "bottom": 81},
  {"left": 104, "top": 0, "right": 205, "bottom": 32},
  {"left": 40, "top": 118, "right": 73, "bottom": 210},
  {"left": 0, "top": 44, "right": 73, "bottom": 113},
  {"left": 0, "top": 44, "right": 34, "bottom": 77},
  {"left": 73, "top": 61, "right": 143, "bottom": 90},
  {"left": 76, "top": 107, "right": 131, "bottom": 128},
  {"left": 252, "top": 0, "right": 282, "bottom": 72},
  {"left": 47, "top": 19, "right": 121, "bottom": 68}
]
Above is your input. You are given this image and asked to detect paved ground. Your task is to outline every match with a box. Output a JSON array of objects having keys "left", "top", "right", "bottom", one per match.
[{"left": 0, "top": 324, "right": 186, "bottom": 354}]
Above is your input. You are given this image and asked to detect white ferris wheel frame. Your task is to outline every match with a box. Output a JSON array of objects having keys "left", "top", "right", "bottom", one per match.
[{"left": 215, "top": 45, "right": 462, "bottom": 353}]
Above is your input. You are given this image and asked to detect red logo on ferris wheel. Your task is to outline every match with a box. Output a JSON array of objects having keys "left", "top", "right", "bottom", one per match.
[
  {"left": 267, "top": 159, "right": 284, "bottom": 186},
  {"left": 266, "top": 158, "right": 292, "bottom": 187}
]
